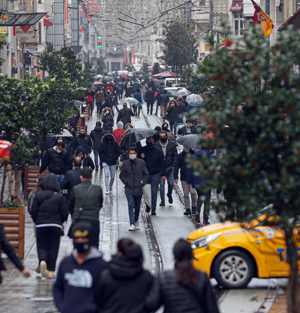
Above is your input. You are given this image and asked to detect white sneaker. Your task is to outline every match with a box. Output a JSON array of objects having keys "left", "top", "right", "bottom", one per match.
[
  {"left": 40, "top": 261, "right": 48, "bottom": 278},
  {"left": 135, "top": 221, "right": 140, "bottom": 230},
  {"left": 105, "top": 190, "right": 110, "bottom": 195},
  {"left": 129, "top": 224, "right": 135, "bottom": 231}
]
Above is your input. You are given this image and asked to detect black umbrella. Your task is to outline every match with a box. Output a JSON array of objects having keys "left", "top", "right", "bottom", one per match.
[
  {"left": 120, "top": 128, "right": 156, "bottom": 146},
  {"left": 177, "top": 134, "right": 208, "bottom": 150}
]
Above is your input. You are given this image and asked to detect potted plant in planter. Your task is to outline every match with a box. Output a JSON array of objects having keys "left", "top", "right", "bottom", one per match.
[{"left": 0, "top": 199, "right": 25, "bottom": 259}]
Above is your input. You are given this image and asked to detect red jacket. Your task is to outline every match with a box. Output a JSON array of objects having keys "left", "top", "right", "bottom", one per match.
[{"left": 113, "top": 129, "right": 125, "bottom": 143}]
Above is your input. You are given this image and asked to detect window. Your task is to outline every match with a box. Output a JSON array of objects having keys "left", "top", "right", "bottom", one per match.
[
  {"left": 148, "top": 45, "right": 151, "bottom": 56},
  {"left": 233, "top": 12, "right": 244, "bottom": 36}
]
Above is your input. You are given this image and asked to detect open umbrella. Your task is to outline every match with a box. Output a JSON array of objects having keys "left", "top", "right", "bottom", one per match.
[
  {"left": 96, "top": 74, "right": 103, "bottom": 78},
  {"left": 120, "top": 74, "right": 128, "bottom": 79},
  {"left": 123, "top": 97, "right": 139, "bottom": 106},
  {"left": 177, "top": 134, "right": 207, "bottom": 150},
  {"left": 93, "top": 81, "right": 104, "bottom": 85},
  {"left": 186, "top": 94, "right": 203, "bottom": 107},
  {"left": 0, "top": 140, "right": 13, "bottom": 163},
  {"left": 49, "top": 129, "right": 73, "bottom": 138},
  {"left": 175, "top": 88, "right": 191, "bottom": 97},
  {"left": 120, "top": 128, "right": 156, "bottom": 146}
]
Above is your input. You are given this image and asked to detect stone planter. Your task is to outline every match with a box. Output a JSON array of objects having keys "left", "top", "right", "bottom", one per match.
[{"left": 0, "top": 205, "right": 25, "bottom": 259}]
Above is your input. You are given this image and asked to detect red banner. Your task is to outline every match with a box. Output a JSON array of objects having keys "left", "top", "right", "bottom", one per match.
[
  {"left": 124, "top": 47, "right": 127, "bottom": 65},
  {"left": 131, "top": 47, "right": 135, "bottom": 65}
]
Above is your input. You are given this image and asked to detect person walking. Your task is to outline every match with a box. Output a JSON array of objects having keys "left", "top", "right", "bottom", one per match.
[
  {"left": 101, "top": 107, "right": 114, "bottom": 134},
  {"left": 0, "top": 223, "right": 30, "bottom": 284},
  {"left": 176, "top": 96, "right": 186, "bottom": 123},
  {"left": 40, "top": 142, "right": 70, "bottom": 184},
  {"left": 164, "top": 99, "right": 179, "bottom": 134},
  {"left": 117, "top": 103, "right": 134, "bottom": 127},
  {"left": 90, "top": 122, "right": 106, "bottom": 171},
  {"left": 86, "top": 92, "right": 94, "bottom": 116},
  {"left": 133, "top": 80, "right": 140, "bottom": 91},
  {"left": 69, "top": 168, "right": 103, "bottom": 248},
  {"left": 30, "top": 174, "right": 69, "bottom": 279},
  {"left": 119, "top": 148, "right": 149, "bottom": 231},
  {"left": 174, "top": 147, "right": 197, "bottom": 216},
  {"left": 73, "top": 127, "right": 93, "bottom": 156},
  {"left": 95, "top": 90, "right": 105, "bottom": 117},
  {"left": 133, "top": 89, "right": 143, "bottom": 117},
  {"left": 140, "top": 136, "right": 166, "bottom": 215},
  {"left": 145, "top": 239, "right": 219, "bottom": 313},
  {"left": 75, "top": 146, "right": 95, "bottom": 170},
  {"left": 95, "top": 238, "right": 154, "bottom": 313},
  {"left": 145, "top": 87, "right": 155, "bottom": 115},
  {"left": 99, "top": 134, "right": 122, "bottom": 194},
  {"left": 118, "top": 81, "right": 124, "bottom": 100},
  {"left": 113, "top": 121, "right": 125, "bottom": 144},
  {"left": 162, "top": 122, "right": 176, "bottom": 142},
  {"left": 156, "top": 132, "right": 177, "bottom": 206},
  {"left": 186, "top": 145, "right": 215, "bottom": 224},
  {"left": 141, "top": 81, "right": 148, "bottom": 99},
  {"left": 157, "top": 89, "right": 170, "bottom": 118},
  {"left": 53, "top": 221, "right": 107, "bottom": 313},
  {"left": 60, "top": 157, "right": 83, "bottom": 200}
]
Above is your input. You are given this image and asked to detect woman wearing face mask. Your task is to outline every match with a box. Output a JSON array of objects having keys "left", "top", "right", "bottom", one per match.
[
  {"left": 101, "top": 107, "right": 114, "bottom": 134},
  {"left": 75, "top": 146, "right": 95, "bottom": 170},
  {"left": 164, "top": 99, "right": 179, "bottom": 135},
  {"left": 119, "top": 148, "right": 149, "bottom": 231}
]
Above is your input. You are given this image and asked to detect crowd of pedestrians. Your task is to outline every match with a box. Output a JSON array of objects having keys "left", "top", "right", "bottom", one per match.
[{"left": 0, "top": 74, "right": 220, "bottom": 313}]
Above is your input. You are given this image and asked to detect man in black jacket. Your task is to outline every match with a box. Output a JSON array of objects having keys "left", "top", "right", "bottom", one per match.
[
  {"left": 90, "top": 122, "right": 106, "bottom": 171},
  {"left": 73, "top": 127, "right": 93, "bottom": 155},
  {"left": 60, "top": 157, "right": 82, "bottom": 200},
  {"left": 141, "top": 137, "right": 166, "bottom": 215},
  {"left": 117, "top": 103, "right": 134, "bottom": 128},
  {"left": 174, "top": 147, "right": 197, "bottom": 215},
  {"left": 119, "top": 148, "right": 149, "bottom": 231},
  {"left": 156, "top": 132, "right": 178, "bottom": 206},
  {"left": 99, "top": 134, "right": 122, "bottom": 194},
  {"left": 40, "top": 142, "right": 69, "bottom": 184},
  {"left": 145, "top": 87, "right": 155, "bottom": 115}
]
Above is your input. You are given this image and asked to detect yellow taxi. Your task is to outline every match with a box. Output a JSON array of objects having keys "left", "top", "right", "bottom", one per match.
[{"left": 187, "top": 214, "right": 298, "bottom": 289}]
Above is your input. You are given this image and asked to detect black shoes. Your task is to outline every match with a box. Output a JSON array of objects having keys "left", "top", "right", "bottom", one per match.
[
  {"left": 184, "top": 209, "right": 191, "bottom": 216},
  {"left": 95, "top": 167, "right": 99, "bottom": 171},
  {"left": 146, "top": 204, "right": 151, "bottom": 213},
  {"left": 159, "top": 201, "right": 165, "bottom": 206},
  {"left": 167, "top": 194, "right": 173, "bottom": 204},
  {"left": 151, "top": 211, "right": 156, "bottom": 215}
]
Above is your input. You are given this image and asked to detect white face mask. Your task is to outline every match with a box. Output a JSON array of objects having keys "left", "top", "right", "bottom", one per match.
[
  {"left": 184, "top": 147, "right": 190, "bottom": 153},
  {"left": 129, "top": 154, "right": 137, "bottom": 160},
  {"left": 56, "top": 148, "right": 62, "bottom": 153},
  {"left": 106, "top": 111, "right": 109, "bottom": 114},
  {"left": 58, "top": 140, "right": 63, "bottom": 143}
]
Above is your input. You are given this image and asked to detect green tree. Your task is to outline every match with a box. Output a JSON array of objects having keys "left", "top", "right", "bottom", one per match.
[
  {"left": 194, "top": 27, "right": 300, "bottom": 313},
  {"left": 96, "top": 56, "right": 106, "bottom": 75},
  {"left": 162, "top": 22, "right": 198, "bottom": 77},
  {"left": 0, "top": 36, "right": 5, "bottom": 68},
  {"left": 82, "top": 59, "right": 95, "bottom": 88},
  {"left": 152, "top": 62, "right": 160, "bottom": 75},
  {"left": 182, "top": 66, "right": 209, "bottom": 94}
]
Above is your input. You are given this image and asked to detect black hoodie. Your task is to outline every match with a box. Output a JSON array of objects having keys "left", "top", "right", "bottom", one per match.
[
  {"left": 95, "top": 255, "right": 154, "bottom": 313},
  {"left": 90, "top": 125, "right": 106, "bottom": 150},
  {"left": 99, "top": 134, "right": 122, "bottom": 166},
  {"left": 30, "top": 174, "right": 69, "bottom": 226}
]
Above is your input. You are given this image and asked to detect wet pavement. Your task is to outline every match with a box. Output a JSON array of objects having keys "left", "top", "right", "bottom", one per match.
[{"left": 0, "top": 102, "right": 288, "bottom": 313}]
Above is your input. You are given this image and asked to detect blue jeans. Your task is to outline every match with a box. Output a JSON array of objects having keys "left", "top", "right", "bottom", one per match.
[
  {"left": 147, "top": 173, "right": 160, "bottom": 212},
  {"left": 126, "top": 194, "right": 142, "bottom": 225},
  {"left": 34, "top": 155, "right": 41, "bottom": 166},
  {"left": 196, "top": 189, "right": 211, "bottom": 221},
  {"left": 169, "top": 121, "right": 177, "bottom": 135},
  {"left": 54, "top": 174, "right": 65, "bottom": 194},
  {"left": 155, "top": 103, "right": 162, "bottom": 115},
  {"left": 93, "top": 149, "right": 101, "bottom": 168},
  {"left": 114, "top": 101, "right": 119, "bottom": 112},
  {"left": 160, "top": 169, "right": 174, "bottom": 203},
  {"left": 103, "top": 163, "right": 116, "bottom": 191}
]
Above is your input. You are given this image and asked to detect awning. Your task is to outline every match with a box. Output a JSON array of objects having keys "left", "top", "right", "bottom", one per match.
[
  {"left": 33, "top": 65, "right": 40, "bottom": 68},
  {"left": 0, "top": 12, "right": 47, "bottom": 26},
  {"left": 230, "top": 1, "right": 243, "bottom": 12},
  {"left": 44, "top": 19, "right": 53, "bottom": 26},
  {"left": 27, "top": 49, "right": 39, "bottom": 55}
]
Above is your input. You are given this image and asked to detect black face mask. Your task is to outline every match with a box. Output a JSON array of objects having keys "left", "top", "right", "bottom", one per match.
[
  {"left": 146, "top": 141, "right": 153, "bottom": 147},
  {"left": 160, "top": 138, "right": 167, "bottom": 143},
  {"left": 74, "top": 242, "right": 91, "bottom": 253},
  {"left": 107, "top": 139, "right": 112, "bottom": 144},
  {"left": 162, "top": 127, "right": 168, "bottom": 131},
  {"left": 79, "top": 133, "right": 85, "bottom": 137}
]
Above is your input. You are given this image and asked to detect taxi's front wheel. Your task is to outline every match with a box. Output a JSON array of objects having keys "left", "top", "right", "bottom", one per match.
[{"left": 213, "top": 249, "right": 254, "bottom": 289}]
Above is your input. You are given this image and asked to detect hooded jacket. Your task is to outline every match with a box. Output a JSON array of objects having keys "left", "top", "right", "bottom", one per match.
[
  {"left": 117, "top": 107, "right": 135, "bottom": 126},
  {"left": 186, "top": 149, "right": 215, "bottom": 188},
  {"left": 99, "top": 134, "right": 122, "bottom": 166},
  {"left": 112, "top": 122, "right": 125, "bottom": 144},
  {"left": 161, "top": 123, "right": 176, "bottom": 142},
  {"left": 158, "top": 90, "right": 170, "bottom": 106},
  {"left": 53, "top": 248, "right": 107, "bottom": 313},
  {"left": 164, "top": 100, "right": 179, "bottom": 122},
  {"left": 30, "top": 174, "right": 69, "bottom": 226},
  {"left": 140, "top": 144, "right": 167, "bottom": 176},
  {"left": 101, "top": 107, "right": 114, "bottom": 133},
  {"left": 90, "top": 125, "right": 106, "bottom": 150},
  {"left": 75, "top": 146, "right": 95, "bottom": 170},
  {"left": 156, "top": 139, "right": 178, "bottom": 175},
  {"left": 95, "top": 255, "right": 154, "bottom": 313},
  {"left": 40, "top": 146, "right": 70, "bottom": 175},
  {"left": 133, "top": 91, "right": 142, "bottom": 103},
  {"left": 119, "top": 158, "right": 149, "bottom": 196}
]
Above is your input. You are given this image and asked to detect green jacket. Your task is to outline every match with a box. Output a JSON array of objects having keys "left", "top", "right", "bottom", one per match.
[{"left": 69, "top": 180, "right": 103, "bottom": 221}]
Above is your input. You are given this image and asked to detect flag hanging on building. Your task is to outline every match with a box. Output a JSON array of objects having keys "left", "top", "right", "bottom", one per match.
[{"left": 251, "top": 0, "right": 274, "bottom": 37}]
